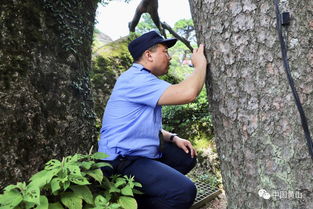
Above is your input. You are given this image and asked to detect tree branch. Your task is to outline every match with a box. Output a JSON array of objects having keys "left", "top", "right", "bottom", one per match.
[{"left": 161, "top": 22, "right": 193, "bottom": 52}]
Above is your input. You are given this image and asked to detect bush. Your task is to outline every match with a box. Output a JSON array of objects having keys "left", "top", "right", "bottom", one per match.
[
  {"left": 0, "top": 153, "right": 141, "bottom": 209},
  {"left": 162, "top": 89, "right": 214, "bottom": 146}
]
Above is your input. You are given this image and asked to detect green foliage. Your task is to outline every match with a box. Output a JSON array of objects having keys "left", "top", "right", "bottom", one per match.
[
  {"left": 92, "top": 28, "right": 108, "bottom": 53},
  {"left": 93, "top": 52, "right": 132, "bottom": 75},
  {"left": 0, "top": 153, "right": 141, "bottom": 209},
  {"left": 162, "top": 89, "right": 213, "bottom": 145},
  {"left": 173, "top": 19, "right": 196, "bottom": 44},
  {"left": 174, "top": 19, "right": 194, "bottom": 32},
  {"left": 93, "top": 36, "right": 132, "bottom": 58}
]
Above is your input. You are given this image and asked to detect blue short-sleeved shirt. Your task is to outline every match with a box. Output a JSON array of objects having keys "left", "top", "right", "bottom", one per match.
[{"left": 98, "top": 63, "right": 171, "bottom": 160}]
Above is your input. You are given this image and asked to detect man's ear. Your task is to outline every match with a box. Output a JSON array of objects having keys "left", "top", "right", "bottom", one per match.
[{"left": 144, "top": 50, "right": 153, "bottom": 62}]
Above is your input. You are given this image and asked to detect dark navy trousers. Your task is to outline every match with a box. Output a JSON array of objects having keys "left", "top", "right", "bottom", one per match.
[{"left": 101, "top": 141, "right": 197, "bottom": 209}]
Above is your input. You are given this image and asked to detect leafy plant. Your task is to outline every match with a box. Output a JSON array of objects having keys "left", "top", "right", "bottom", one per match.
[
  {"left": 102, "top": 175, "right": 142, "bottom": 209},
  {"left": 0, "top": 153, "right": 142, "bottom": 209}
]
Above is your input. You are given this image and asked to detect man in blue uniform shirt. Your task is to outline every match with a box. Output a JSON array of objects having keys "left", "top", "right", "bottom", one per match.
[{"left": 98, "top": 31, "right": 207, "bottom": 209}]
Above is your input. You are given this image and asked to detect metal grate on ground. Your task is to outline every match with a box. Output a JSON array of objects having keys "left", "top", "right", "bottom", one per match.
[{"left": 191, "top": 181, "right": 222, "bottom": 209}]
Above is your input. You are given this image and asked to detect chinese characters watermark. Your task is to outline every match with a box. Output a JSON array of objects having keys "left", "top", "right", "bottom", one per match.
[{"left": 258, "top": 189, "right": 303, "bottom": 200}]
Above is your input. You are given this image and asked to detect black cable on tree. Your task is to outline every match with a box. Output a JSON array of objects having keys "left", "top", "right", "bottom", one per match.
[{"left": 273, "top": 0, "right": 313, "bottom": 161}]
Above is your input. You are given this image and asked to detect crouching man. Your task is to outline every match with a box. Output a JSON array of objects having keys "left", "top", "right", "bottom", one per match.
[{"left": 98, "top": 31, "right": 207, "bottom": 209}]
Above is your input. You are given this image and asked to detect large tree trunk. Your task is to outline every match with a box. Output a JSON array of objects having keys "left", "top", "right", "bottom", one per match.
[
  {"left": 189, "top": 0, "right": 313, "bottom": 208},
  {"left": 0, "top": 0, "right": 98, "bottom": 188}
]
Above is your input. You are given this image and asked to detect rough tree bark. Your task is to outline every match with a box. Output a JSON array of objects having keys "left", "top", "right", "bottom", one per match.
[
  {"left": 0, "top": 0, "right": 98, "bottom": 188},
  {"left": 189, "top": 0, "right": 313, "bottom": 208}
]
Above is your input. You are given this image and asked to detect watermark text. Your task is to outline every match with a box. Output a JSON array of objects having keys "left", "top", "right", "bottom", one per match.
[{"left": 258, "top": 189, "right": 303, "bottom": 200}]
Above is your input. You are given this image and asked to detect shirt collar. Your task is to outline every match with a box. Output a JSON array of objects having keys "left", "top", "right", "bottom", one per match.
[{"left": 132, "top": 63, "right": 151, "bottom": 73}]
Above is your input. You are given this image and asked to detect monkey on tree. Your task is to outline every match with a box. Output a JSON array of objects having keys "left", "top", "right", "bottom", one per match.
[{"left": 129, "top": 0, "right": 167, "bottom": 37}]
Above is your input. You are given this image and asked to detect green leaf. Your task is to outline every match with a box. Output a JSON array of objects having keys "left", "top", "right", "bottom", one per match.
[
  {"left": 45, "top": 160, "right": 61, "bottom": 170},
  {"left": 132, "top": 189, "right": 143, "bottom": 195},
  {"left": 5, "top": 182, "right": 27, "bottom": 194},
  {"left": 94, "top": 195, "right": 107, "bottom": 207},
  {"left": 108, "top": 186, "right": 120, "bottom": 194},
  {"left": 35, "top": 195, "right": 48, "bottom": 209},
  {"left": 121, "top": 186, "right": 133, "bottom": 196},
  {"left": 114, "top": 178, "right": 126, "bottom": 188},
  {"left": 24, "top": 186, "right": 40, "bottom": 205},
  {"left": 85, "top": 169, "right": 103, "bottom": 183},
  {"left": 61, "top": 192, "right": 82, "bottom": 209},
  {"left": 118, "top": 196, "right": 137, "bottom": 209},
  {"left": 48, "top": 202, "right": 64, "bottom": 209},
  {"left": 25, "top": 201, "right": 36, "bottom": 209},
  {"left": 3, "top": 184, "right": 19, "bottom": 192},
  {"left": 80, "top": 161, "right": 94, "bottom": 170},
  {"left": 126, "top": 180, "right": 134, "bottom": 189},
  {"left": 69, "top": 175, "right": 90, "bottom": 185},
  {"left": 50, "top": 178, "right": 61, "bottom": 194},
  {"left": 134, "top": 182, "right": 142, "bottom": 188},
  {"left": 0, "top": 190, "right": 23, "bottom": 208},
  {"left": 64, "top": 155, "right": 78, "bottom": 164},
  {"left": 94, "top": 162, "right": 112, "bottom": 169},
  {"left": 104, "top": 192, "right": 111, "bottom": 203},
  {"left": 108, "top": 203, "right": 121, "bottom": 209},
  {"left": 58, "top": 175, "right": 68, "bottom": 184},
  {"left": 0, "top": 205, "right": 15, "bottom": 209},
  {"left": 67, "top": 165, "right": 82, "bottom": 177},
  {"left": 91, "top": 152, "right": 108, "bottom": 160},
  {"left": 70, "top": 185, "right": 93, "bottom": 205},
  {"left": 29, "top": 171, "right": 48, "bottom": 187},
  {"left": 62, "top": 181, "right": 71, "bottom": 191},
  {"left": 30, "top": 169, "right": 59, "bottom": 188}
]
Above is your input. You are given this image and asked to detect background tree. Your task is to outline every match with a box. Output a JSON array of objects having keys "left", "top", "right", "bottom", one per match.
[
  {"left": 174, "top": 19, "right": 196, "bottom": 43},
  {"left": 189, "top": 0, "right": 313, "bottom": 208},
  {"left": 0, "top": 0, "right": 99, "bottom": 188},
  {"left": 172, "top": 19, "right": 196, "bottom": 62}
]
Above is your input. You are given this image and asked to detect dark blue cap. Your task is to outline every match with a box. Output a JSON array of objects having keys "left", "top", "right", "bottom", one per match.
[{"left": 128, "top": 31, "right": 177, "bottom": 60}]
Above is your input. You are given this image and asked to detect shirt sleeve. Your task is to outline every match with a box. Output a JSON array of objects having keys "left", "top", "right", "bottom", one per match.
[{"left": 124, "top": 73, "right": 171, "bottom": 107}]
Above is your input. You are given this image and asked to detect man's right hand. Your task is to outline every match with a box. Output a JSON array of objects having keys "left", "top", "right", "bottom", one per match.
[{"left": 191, "top": 44, "right": 207, "bottom": 69}]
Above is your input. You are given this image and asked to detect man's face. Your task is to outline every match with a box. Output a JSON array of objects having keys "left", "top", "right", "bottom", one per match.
[{"left": 149, "top": 44, "right": 171, "bottom": 76}]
